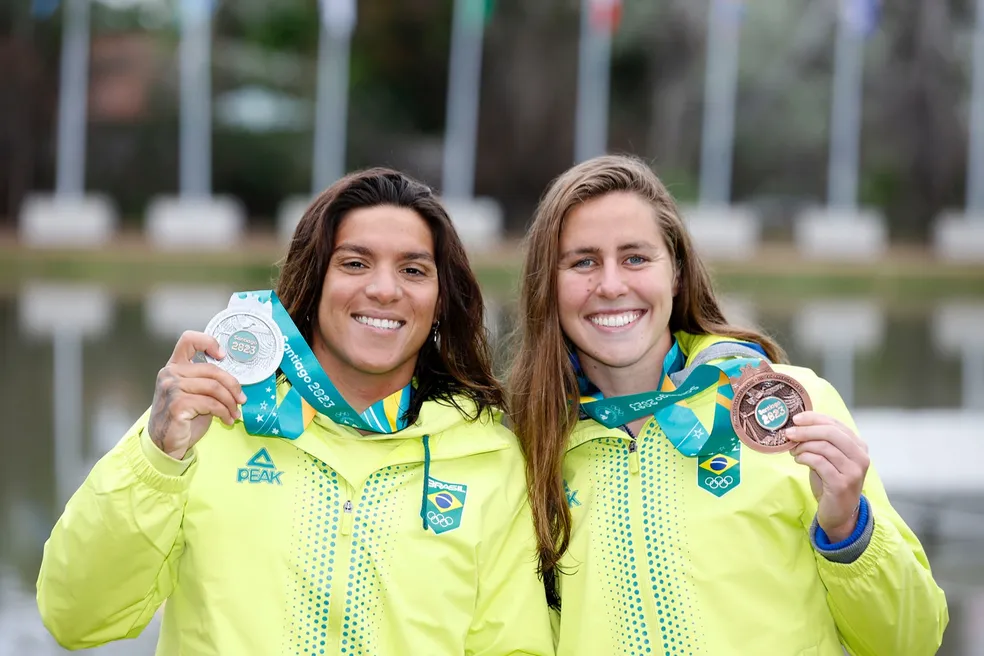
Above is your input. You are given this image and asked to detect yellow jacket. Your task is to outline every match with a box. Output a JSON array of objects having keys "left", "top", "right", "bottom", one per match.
[
  {"left": 38, "top": 394, "right": 554, "bottom": 655},
  {"left": 555, "top": 333, "right": 948, "bottom": 655}
]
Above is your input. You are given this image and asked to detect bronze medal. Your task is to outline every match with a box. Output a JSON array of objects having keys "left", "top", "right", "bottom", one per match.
[{"left": 729, "top": 361, "right": 812, "bottom": 454}]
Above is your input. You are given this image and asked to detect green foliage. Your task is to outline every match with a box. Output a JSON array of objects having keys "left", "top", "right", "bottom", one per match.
[
  {"left": 859, "top": 166, "right": 902, "bottom": 209},
  {"left": 233, "top": 4, "right": 318, "bottom": 53}
]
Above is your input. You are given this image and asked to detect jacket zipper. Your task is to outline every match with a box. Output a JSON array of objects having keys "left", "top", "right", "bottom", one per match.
[
  {"left": 341, "top": 499, "right": 354, "bottom": 535},
  {"left": 622, "top": 424, "right": 640, "bottom": 475},
  {"left": 327, "top": 480, "right": 356, "bottom": 653}
]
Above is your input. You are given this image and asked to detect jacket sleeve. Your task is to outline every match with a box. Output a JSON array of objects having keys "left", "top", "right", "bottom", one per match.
[
  {"left": 808, "top": 377, "right": 949, "bottom": 656},
  {"left": 465, "top": 451, "right": 555, "bottom": 656},
  {"left": 36, "top": 409, "right": 198, "bottom": 650}
]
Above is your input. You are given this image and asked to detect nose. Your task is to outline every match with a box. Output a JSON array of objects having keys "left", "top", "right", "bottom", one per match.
[
  {"left": 595, "top": 260, "right": 628, "bottom": 299},
  {"left": 365, "top": 269, "right": 403, "bottom": 304}
]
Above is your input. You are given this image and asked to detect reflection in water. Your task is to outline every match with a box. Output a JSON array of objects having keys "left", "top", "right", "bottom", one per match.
[
  {"left": 933, "top": 303, "right": 984, "bottom": 410},
  {"left": 1, "top": 284, "right": 983, "bottom": 655},
  {"left": 18, "top": 285, "right": 113, "bottom": 510},
  {"left": 792, "top": 300, "right": 885, "bottom": 408}
]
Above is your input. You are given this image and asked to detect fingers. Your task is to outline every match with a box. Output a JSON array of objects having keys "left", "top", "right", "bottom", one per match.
[
  {"left": 786, "top": 413, "right": 869, "bottom": 460},
  {"left": 786, "top": 426, "right": 868, "bottom": 466},
  {"left": 175, "top": 393, "right": 239, "bottom": 426},
  {"left": 791, "top": 411, "right": 854, "bottom": 433},
  {"left": 154, "top": 361, "right": 245, "bottom": 429},
  {"left": 790, "top": 439, "right": 856, "bottom": 477},
  {"left": 791, "top": 412, "right": 867, "bottom": 451},
  {"left": 169, "top": 330, "right": 224, "bottom": 365},
  {"left": 789, "top": 412, "right": 869, "bottom": 539},
  {"left": 168, "top": 362, "right": 245, "bottom": 403},
  {"left": 791, "top": 440, "right": 868, "bottom": 505},
  {"left": 792, "top": 441, "right": 867, "bottom": 531},
  {"left": 791, "top": 449, "right": 842, "bottom": 486},
  {"left": 178, "top": 376, "right": 243, "bottom": 422}
]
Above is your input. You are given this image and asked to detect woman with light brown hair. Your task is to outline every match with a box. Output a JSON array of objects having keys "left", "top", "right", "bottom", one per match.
[{"left": 508, "top": 154, "right": 947, "bottom": 655}]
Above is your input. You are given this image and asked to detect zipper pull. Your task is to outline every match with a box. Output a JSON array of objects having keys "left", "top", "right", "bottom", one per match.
[
  {"left": 629, "top": 440, "right": 639, "bottom": 474},
  {"left": 341, "top": 499, "right": 354, "bottom": 535}
]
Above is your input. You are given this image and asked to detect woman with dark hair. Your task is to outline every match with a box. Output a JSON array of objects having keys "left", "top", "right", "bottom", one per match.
[
  {"left": 38, "top": 168, "right": 554, "bottom": 655},
  {"left": 507, "top": 154, "right": 948, "bottom": 655}
]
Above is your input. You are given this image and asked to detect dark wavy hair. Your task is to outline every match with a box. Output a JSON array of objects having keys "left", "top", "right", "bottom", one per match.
[{"left": 276, "top": 167, "right": 503, "bottom": 423}]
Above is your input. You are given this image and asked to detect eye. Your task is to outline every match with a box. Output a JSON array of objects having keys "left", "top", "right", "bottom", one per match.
[
  {"left": 572, "top": 258, "right": 596, "bottom": 269},
  {"left": 341, "top": 260, "right": 367, "bottom": 270},
  {"left": 403, "top": 266, "right": 425, "bottom": 276},
  {"left": 625, "top": 255, "right": 647, "bottom": 265}
]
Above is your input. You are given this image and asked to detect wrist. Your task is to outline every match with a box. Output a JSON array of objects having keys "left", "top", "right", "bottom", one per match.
[
  {"left": 139, "top": 428, "right": 195, "bottom": 477},
  {"left": 165, "top": 446, "right": 189, "bottom": 461},
  {"left": 151, "top": 433, "right": 188, "bottom": 461},
  {"left": 820, "top": 504, "right": 861, "bottom": 543}
]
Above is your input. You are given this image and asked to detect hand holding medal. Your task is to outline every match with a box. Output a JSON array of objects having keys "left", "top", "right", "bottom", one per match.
[
  {"left": 786, "top": 411, "right": 871, "bottom": 542},
  {"left": 730, "top": 361, "right": 870, "bottom": 542},
  {"left": 147, "top": 331, "right": 247, "bottom": 461},
  {"left": 146, "top": 293, "right": 282, "bottom": 461}
]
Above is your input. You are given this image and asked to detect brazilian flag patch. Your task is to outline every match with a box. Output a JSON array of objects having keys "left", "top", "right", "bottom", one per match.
[
  {"left": 697, "top": 447, "right": 741, "bottom": 497},
  {"left": 424, "top": 476, "right": 468, "bottom": 534}
]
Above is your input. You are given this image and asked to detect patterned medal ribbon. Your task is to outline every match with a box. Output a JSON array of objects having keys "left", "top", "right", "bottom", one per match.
[{"left": 577, "top": 340, "right": 761, "bottom": 457}]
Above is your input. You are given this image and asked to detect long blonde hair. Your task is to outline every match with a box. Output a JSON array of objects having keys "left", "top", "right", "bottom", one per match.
[{"left": 507, "top": 154, "right": 785, "bottom": 607}]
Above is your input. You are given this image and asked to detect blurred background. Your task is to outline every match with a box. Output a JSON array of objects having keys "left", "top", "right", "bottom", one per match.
[{"left": 1, "top": 0, "right": 983, "bottom": 653}]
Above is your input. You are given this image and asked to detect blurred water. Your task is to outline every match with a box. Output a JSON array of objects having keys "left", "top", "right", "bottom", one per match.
[{"left": 1, "top": 281, "right": 982, "bottom": 655}]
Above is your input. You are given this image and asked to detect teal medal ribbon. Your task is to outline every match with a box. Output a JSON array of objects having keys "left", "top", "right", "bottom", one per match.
[
  {"left": 236, "top": 290, "right": 413, "bottom": 438},
  {"left": 576, "top": 340, "right": 762, "bottom": 458}
]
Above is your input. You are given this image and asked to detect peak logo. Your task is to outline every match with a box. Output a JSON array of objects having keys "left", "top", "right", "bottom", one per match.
[{"left": 237, "top": 448, "right": 283, "bottom": 485}]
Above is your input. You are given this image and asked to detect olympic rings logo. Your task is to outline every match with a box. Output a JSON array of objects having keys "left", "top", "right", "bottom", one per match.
[
  {"left": 704, "top": 475, "right": 734, "bottom": 490},
  {"left": 427, "top": 510, "right": 455, "bottom": 528}
]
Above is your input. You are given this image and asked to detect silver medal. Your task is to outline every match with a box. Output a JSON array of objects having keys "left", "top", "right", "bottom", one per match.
[{"left": 203, "top": 307, "right": 284, "bottom": 385}]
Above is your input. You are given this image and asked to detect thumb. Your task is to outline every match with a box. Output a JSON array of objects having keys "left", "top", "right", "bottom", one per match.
[{"left": 170, "top": 330, "right": 224, "bottom": 365}]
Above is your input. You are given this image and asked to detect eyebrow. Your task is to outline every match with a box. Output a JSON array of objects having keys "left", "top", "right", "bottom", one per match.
[
  {"left": 559, "top": 241, "right": 659, "bottom": 260},
  {"left": 333, "top": 243, "right": 435, "bottom": 262}
]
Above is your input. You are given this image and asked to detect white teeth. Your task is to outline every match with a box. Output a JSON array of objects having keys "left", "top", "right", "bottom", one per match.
[
  {"left": 589, "top": 311, "right": 641, "bottom": 328},
  {"left": 355, "top": 315, "right": 403, "bottom": 330}
]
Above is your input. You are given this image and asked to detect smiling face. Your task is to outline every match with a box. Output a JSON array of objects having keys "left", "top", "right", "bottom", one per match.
[
  {"left": 556, "top": 191, "right": 677, "bottom": 386},
  {"left": 312, "top": 205, "right": 439, "bottom": 392}
]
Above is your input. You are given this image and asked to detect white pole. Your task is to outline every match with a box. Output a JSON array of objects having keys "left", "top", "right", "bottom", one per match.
[
  {"left": 441, "top": 0, "right": 486, "bottom": 200},
  {"left": 55, "top": 0, "right": 91, "bottom": 198},
  {"left": 574, "top": 0, "right": 613, "bottom": 163},
  {"left": 53, "top": 330, "right": 84, "bottom": 509},
  {"left": 827, "top": 0, "right": 865, "bottom": 210},
  {"left": 312, "top": 0, "right": 355, "bottom": 192},
  {"left": 964, "top": 347, "right": 984, "bottom": 409},
  {"left": 179, "top": 0, "right": 213, "bottom": 197},
  {"left": 698, "top": 0, "right": 742, "bottom": 206}
]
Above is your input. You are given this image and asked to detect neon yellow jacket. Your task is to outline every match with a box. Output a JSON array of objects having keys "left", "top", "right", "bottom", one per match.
[
  {"left": 37, "top": 393, "right": 554, "bottom": 655},
  {"left": 556, "top": 333, "right": 948, "bottom": 656}
]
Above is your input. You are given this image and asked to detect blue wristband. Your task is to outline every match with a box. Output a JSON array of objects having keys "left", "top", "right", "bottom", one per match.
[{"left": 815, "top": 495, "right": 869, "bottom": 550}]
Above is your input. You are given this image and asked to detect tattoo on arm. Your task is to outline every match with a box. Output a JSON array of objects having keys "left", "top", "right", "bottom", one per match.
[{"left": 149, "top": 371, "right": 177, "bottom": 451}]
